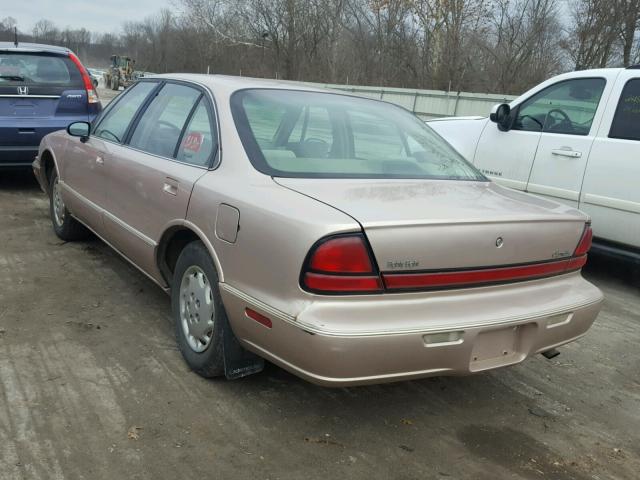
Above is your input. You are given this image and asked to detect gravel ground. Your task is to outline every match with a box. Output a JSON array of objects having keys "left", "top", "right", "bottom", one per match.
[{"left": 0, "top": 88, "right": 638, "bottom": 479}]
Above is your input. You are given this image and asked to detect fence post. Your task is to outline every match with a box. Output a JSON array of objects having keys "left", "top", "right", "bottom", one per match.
[
  {"left": 412, "top": 91, "right": 419, "bottom": 114},
  {"left": 453, "top": 92, "right": 461, "bottom": 116}
]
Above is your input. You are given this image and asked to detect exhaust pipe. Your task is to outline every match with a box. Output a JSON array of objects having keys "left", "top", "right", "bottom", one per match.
[{"left": 541, "top": 348, "right": 560, "bottom": 359}]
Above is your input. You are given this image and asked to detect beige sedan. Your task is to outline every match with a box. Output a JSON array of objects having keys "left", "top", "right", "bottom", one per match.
[{"left": 33, "top": 75, "right": 603, "bottom": 386}]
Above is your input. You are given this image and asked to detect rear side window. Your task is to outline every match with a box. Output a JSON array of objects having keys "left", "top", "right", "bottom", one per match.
[
  {"left": 176, "top": 98, "right": 217, "bottom": 167},
  {"left": 129, "top": 83, "right": 201, "bottom": 158},
  {"left": 93, "top": 81, "right": 157, "bottom": 143},
  {"left": 609, "top": 79, "right": 640, "bottom": 140},
  {"left": 0, "top": 53, "right": 81, "bottom": 87}
]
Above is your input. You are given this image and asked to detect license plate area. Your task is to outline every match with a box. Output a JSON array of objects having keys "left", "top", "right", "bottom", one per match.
[{"left": 470, "top": 325, "right": 531, "bottom": 372}]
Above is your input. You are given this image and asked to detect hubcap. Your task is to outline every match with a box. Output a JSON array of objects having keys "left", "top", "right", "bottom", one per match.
[
  {"left": 52, "top": 178, "right": 66, "bottom": 227},
  {"left": 179, "top": 266, "right": 215, "bottom": 353}
]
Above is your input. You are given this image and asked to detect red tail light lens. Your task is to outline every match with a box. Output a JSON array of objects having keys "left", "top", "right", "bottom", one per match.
[
  {"left": 302, "top": 234, "right": 383, "bottom": 293},
  {"left": 309, "top": 236, "right": 373, "bottom": 273},
  {"left": 68, "top": 53, "right": 100, "bottom": 104},
  {"left": 574, "top": 225, "right": 593, "bottom": 256}
]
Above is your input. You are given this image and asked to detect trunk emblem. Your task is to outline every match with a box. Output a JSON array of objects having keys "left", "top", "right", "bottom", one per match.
[
  {"left": 17, "top": 86, "right": 28, "bottom": 95},
  {"left": 495, "top": 237, "right": 504, "bottom": 248}
]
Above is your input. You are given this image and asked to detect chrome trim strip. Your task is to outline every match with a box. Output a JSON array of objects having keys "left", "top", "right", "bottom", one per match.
[
  {"left": 0, "top": 146, "right": 38, "bottom": 151},
  {"left": 61, "top": 181, "right": 157, "bottom": 247},
  {"left": 583, "top": 192, "right": 640, "bottom": 214},
  {"left": 220, "top": 282, "right": 603, "bottom": 338},
  {"left": 526, "top": 182, "right": 580, "bottom": 202},
  {"left": 103, "top": 209, "right": 157, "bottom": 247},
  {"left": 0, "top": 94, "right": 60, "bottom": 98}
]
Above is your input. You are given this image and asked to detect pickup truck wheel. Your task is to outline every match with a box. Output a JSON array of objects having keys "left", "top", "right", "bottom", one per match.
[
  {"left": 172, "top": 241, "right": 225, "bottom": 378},
  {"left": 49, "top": 170, "right": 89, "bottom": 241}
]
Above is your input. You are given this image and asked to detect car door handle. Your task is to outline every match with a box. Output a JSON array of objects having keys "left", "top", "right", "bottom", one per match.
[
  {"left": 163, "top": 178, "right": 178, "bottom": 196},
  {"left": 551, "top": 149, "right": 582, "bottom": 158}
]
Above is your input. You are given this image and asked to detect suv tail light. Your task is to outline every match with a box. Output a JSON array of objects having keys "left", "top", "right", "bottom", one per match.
[
  {"left": 69, "top": 53, "right": 100, "bottom": 104},
  {"left": 301, "top": 234, "right": 383, "bottom": 294}
]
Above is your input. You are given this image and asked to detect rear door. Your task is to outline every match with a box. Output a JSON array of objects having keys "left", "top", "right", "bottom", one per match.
[
  {"left": 103, "top": 81, "right": 218, "bottom": 278},
  {"left": 0, "top": 51, "right": 88, "bottom": 163},
  {"left": 580, "top": 72, "right": 640, "bottom": 248}
]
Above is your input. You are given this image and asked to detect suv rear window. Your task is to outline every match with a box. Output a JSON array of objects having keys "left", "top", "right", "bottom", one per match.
[{"left": 0, "top": 53, "right": 82, "bottom": 87}]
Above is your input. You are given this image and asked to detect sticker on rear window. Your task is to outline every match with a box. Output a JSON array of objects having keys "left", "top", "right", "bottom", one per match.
[{"left": 183, "top": 132, "right": 203, "bottom": 153}]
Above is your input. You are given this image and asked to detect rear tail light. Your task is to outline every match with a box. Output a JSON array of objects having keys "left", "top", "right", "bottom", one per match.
[
  {"left": 301, "top": 234, "right": 383, "bottom": 294},
  {"left": 573, "top": 224, "right": 593, "bottom": 256},
  {"left": 303, "top": 224, "right": 593, "bottom": 295},
  {"left": 68, "top": 53, "right": 100, "bottom": 104}
]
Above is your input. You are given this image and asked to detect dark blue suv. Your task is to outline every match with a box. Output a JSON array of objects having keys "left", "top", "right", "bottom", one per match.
[{"left": 0, "top": 42, "right": 102, "bottom": 167}]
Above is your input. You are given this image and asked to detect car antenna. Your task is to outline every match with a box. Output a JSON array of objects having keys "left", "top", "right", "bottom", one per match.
[{"left": 14, "top": 27, "right": 18, "bottom": 47}]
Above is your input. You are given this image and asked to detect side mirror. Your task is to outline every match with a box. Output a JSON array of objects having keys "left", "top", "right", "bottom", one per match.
[
  {"left": 67, "top": 121, "right": 90, "bottom": 142},
  {"left": 489, "top": 103, "right": 512, "bottom": 131}
]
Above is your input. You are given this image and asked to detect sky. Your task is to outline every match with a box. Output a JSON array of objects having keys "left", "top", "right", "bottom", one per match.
[{"left": 3, "top": 0, "right": 174, "bottom": 35}]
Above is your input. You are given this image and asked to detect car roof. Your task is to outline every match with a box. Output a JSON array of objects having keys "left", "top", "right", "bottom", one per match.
[
  {"left": 147, "top": 73, "right": 335, "bottom": 97},
  {"left": 0, "top": 42, "right": 72, "bottom": 55}
]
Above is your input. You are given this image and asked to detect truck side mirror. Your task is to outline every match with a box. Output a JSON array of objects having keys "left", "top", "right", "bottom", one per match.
[{"left": 490, "top": 103, "right": 512, "bottom": 132}]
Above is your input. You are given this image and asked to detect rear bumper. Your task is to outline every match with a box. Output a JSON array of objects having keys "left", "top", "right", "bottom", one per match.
[
  {"left": 0, "top": 115, "right": 92, "bottom": 167},
  {"left": 0, "top": 146, "right": 39, "bottom": 166},
  {"left": 221, "top": 272, "right": 603, "bottom": 386}
]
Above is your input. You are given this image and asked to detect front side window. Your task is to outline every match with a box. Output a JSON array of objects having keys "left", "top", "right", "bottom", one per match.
[
  {"left": 93, "top": 81, "right": 157, "bottom": 143},
  {"left": 513, "top": 78, "right": 606, "bottom": 135},
  {"left": 231, "top": 89, "right": 484, "bottom": 180},
  {"left": 609, "top": 79, "right": 640, "bottom": 140},
  {"left": 129, "top": 83, "right": 201, "bottom": 158}
]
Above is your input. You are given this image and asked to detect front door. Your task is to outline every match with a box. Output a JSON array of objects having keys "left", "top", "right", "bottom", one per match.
[
  {"left": 473, "top": 122, "right": 540, "bottom": 192},
  {"left": 524, "top": 78, "right": 609, "bottom": 208},
  {"left": 65, "top": 80, "right": 159, "bottom": 232},
  {"left": 103, "top": 82, "right": 218, "bottom": 281},
  {"left": 62, "top": 135, "right": 109, "bottom": 232}
]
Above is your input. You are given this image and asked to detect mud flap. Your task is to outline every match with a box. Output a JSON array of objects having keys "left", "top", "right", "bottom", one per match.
[{"left": 222, "top": 316, "right": 264, "bottom": 379}]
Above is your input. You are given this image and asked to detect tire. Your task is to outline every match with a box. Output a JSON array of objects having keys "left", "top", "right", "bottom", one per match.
[
  {"left": 172, "top": 241, "right": 226, "bottom": 378},
  {"left": 49, "top": 170, "right": 89, "bottom": 241}
]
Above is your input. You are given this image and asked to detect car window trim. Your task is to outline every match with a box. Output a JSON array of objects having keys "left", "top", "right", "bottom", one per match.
[
  {"left": 92, "top": 79, "right": 161, "bottom": 140},
  {"left": 121, "top": 80, "right": 168, "bottom": 145},
  {"left": 173, "top": 92, "right": 204, "bottom": 158},
  {"left": 608, "top": 77, "right": 640, "bottom": 141},
  {"left": 510, "top": 76, "right": 607, "bottom": 137}
]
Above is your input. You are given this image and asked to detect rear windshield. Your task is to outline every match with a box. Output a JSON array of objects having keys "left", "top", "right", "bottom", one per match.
[
  {"left": 0, "top": 53, "right": 81, "bottom": 87},
  {"left": 231, "top": 89, "right": 485, "bottom": 180}
]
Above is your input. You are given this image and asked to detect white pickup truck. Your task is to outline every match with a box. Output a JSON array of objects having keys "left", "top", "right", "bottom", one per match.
[{"left": 429, "top": 68, "right": 640, "bottom": 263}]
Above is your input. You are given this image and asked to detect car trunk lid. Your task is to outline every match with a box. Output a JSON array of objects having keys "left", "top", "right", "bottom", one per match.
[{"left": 275, "top": 178, "right": 588, "bottom": 273}]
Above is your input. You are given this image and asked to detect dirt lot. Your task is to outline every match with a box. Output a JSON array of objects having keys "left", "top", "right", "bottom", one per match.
[{"left": 0, "top": 88, "right": 639, "bottom": 479}]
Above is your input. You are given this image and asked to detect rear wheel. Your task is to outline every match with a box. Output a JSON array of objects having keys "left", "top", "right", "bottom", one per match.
[
  {"left": 49, "top": 170, "right": 88, "bottom": 241},
  {"left": 172, "top": 241, "right": 226, "bottom": 378}
]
